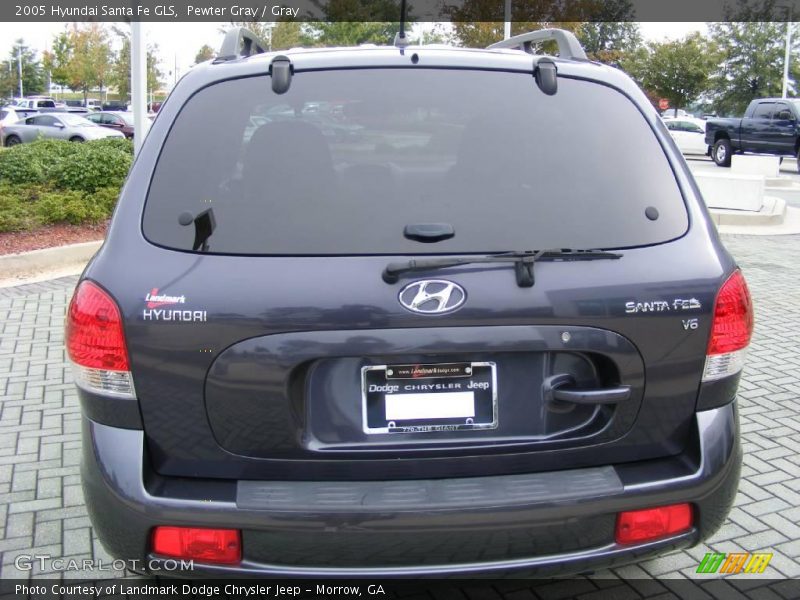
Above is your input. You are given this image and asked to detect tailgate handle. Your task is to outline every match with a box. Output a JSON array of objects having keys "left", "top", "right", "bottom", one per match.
[{"left": 545, "top": 374, "right": 631, "bottom": 405}]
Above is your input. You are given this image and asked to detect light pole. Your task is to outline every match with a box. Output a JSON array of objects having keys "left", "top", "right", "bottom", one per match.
[
  {"left": 131, "top": 17, "right": 147, "bottom": 155},
  {"left": 504, "top": 0, "right": 511, "bottom": 40},
  {"left": 266, "top": 23, "right": 274, "bottom": 51},
  {"left": 783, "top": 5, "right": 793, "bottom": 98},
  {"left": 16, "top": 44, "right": 23, "bottom": 98}
]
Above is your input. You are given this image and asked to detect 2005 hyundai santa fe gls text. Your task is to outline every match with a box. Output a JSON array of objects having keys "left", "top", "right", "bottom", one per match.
[{"left": 66, "top": 27, "right": 753, "bottom": 577}]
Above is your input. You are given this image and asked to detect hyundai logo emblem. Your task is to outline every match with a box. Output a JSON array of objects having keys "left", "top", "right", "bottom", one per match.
[{"left": 398, "top": 280, "right": 466, "bottom": 315}]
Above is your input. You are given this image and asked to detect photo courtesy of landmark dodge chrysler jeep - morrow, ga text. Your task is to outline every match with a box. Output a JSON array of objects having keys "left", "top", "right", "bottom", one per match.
[{"left": 67, "top": 27, "right": 752, "bottom": 576}]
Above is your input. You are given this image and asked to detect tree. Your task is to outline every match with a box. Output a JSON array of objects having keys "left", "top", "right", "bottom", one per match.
[
  {"left": 577, "top": 21, "right": 641, "bottom": 64},
  {"left": 305, "top": 0, "right": 402, "bottom": 46},
  {"left": 451, "top": 21, "right": 587, "bottom": 50},
  {"left": 42, "top": 30, "right": 72, "bottom": 91},
  {"left": 0, "top": 66, "right": 15, "bottom": 99},
  {"left": 60, "top": 24, "right": 114, "bottom": 102},
  {"left": 707, "top": 22, "right": 800, "bottom": 116},
  {"left": 308, "top": 22, "right": 399, "bottom": 46},
  {"left": 417, "top": 23, "right": 451, "bottom": 45},
  {"left": 111, "top": 31, "right": 164, "bottom": 100},
  {"left": 1, "top": 40, "right": 46, "bottom": 97},
  {"left": 623, "top": 32, "right": 715, "bottom": 113},
  {"left": 224, "top": 21, "right": 314, "bottom": 50},
  {"left": 448, "top": 0, "right": 635, "bottom": 49},
  {"left": 227, "top": 0, "right": 400, "bottom": 49},
  {"left": 271, "top": 22, "right": 314, "bottom": 50},
  {"left": 195, "top": 44, "right": 215, "bottom": 64}
]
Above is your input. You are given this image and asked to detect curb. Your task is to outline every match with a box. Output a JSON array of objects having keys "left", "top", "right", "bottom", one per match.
[
  {"left": 0, "top": 240, "right": 101, "bottom": 280},
  {"left": 717, "top": 205, "right": 800, "bottom": 236},
  {"left": 709, "top": 197, "right": 785, "bottom": 227}
]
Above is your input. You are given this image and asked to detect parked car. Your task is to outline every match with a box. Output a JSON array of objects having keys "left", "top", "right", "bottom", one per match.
[
  {"left": 69, "top": 27, "right": 750, "bottom": 578},
  {"left": 663, "top": 117, "right": 709, "bottom": 156},
  {"left": 705, "top": 98, "right": 800, "bottom": 169},
  {"left": 661, "top": 108, "right": 694, "bottom": 119},
  {"left": 15, "top": 97, "right": 56, "bottom": 110},
  {"left": 0, "top": 107, "right": 17, "bottom": 140},
  {"left": 0, "top": 106, "right": 37, "bottom": 139},
  {"left": 2, "top": 112, "right": 125, "bottom": 145},
  {"left": 102, "top": 100, "right": 128, "bottom": 111},
  {"left": 85, "top": 111, "right": 135, "bottom": 139},
  {"left": 0, "top": 106, "right": 35, "bottom": 126}
]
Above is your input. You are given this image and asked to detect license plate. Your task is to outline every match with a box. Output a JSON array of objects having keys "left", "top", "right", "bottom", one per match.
[{"left": 361, "top": 362, "right": 497, "bottom": 434}]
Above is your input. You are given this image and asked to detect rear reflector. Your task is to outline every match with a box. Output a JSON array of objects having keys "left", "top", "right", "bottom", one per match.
[
  {"left": 615, "top": 503, "right": 693, "bottom": 545},
  {"left": 152, "top": 527, "right": 242, "bottom": 564},
  {"left": 703, "top": 270, "right": 753, "bottom": 382},
  {"left": 66, "top": 281, "right": 135, "bottom": 398}
]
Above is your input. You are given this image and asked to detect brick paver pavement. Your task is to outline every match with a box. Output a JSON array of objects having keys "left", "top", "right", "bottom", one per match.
[{"left": 0, "top": 234, "right": 798, "bottom": 596}]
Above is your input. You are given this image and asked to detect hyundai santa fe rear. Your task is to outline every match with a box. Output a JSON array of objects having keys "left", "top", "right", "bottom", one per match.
[{"left": 68, "top": 28, "right": 751, "bottom": 576}]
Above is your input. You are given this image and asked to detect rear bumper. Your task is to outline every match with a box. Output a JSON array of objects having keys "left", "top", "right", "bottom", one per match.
[{"left": 82, "top": 402, "right": 740, "bottom": 577}]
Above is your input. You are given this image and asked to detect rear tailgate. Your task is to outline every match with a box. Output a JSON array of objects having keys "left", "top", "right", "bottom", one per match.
[
  {"left": 103, "top": 59, "right": 724, "bottom": 480},
  {"left": 108, "top": 238, "right": 721, "bottom": 481}
]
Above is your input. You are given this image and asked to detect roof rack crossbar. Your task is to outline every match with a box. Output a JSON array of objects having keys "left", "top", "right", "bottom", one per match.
[
  {"left": 487, "top": 28, "right": 587, "bottom": 61},
  {"left": 217, "top": 27, "right": 268, "bottom": 62}
]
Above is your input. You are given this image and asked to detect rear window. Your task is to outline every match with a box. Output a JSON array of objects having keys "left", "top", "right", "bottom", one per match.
[
  {"left": 144, "top": 68, "right": 687, "bottom": 255},
  {"left": 752, "top": 103, "right": 774, "bottom": 119}
]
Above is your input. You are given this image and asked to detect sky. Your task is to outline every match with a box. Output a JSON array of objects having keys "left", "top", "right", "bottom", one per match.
[{"left": 0, "top": 21, "right": 705, "bottom": 90}]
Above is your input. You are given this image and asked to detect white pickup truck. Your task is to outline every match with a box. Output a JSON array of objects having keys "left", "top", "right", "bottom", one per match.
[{"left": 15, "top": 97, "right": 56, "bottom": 110}]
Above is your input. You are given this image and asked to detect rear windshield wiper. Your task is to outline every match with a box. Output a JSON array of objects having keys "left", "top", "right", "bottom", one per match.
[{"left": 382, "top": 249, "right": 622, "bottom": 288}]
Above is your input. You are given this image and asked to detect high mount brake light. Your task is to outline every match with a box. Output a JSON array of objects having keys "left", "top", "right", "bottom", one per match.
[
  {"left": 66, "top": 281, "right": 135, "bottom": 398},
  {"left": 703, "top": 270, "right": 753, "bottom": 382}
]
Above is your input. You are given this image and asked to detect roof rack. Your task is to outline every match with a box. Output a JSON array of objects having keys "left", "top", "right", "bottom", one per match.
[
  {"left": 487, "top": 28, "right": 587, "bottom": 61},
  {"left": 216, "top": 27, "right": 268, "bottom": 62}
]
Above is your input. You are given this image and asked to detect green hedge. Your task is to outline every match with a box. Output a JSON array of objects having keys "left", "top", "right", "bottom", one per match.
[
  {"left": 0, "top": 138, "right": 133, "bottom": 232},
  {"left": 0, "top": 183, "right": 121, "bottom": 232}
]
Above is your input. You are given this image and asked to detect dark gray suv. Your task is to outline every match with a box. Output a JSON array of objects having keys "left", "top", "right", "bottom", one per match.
[{"left": 67, "top": 28, "right": 752, "bottom": 577}]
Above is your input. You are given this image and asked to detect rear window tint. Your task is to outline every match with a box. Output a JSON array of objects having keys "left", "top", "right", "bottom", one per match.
[{"left": 144, "top": 69, "right": 687, "bottom": 255}]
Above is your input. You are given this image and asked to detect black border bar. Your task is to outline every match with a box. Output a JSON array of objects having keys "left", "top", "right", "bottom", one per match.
[{"left": 3, "top": 0, "right": 800, "bottom": 23}]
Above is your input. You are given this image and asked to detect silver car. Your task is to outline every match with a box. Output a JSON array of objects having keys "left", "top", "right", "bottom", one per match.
[{"left": 2, "top": 112, "right": 125, "bottom": 146}]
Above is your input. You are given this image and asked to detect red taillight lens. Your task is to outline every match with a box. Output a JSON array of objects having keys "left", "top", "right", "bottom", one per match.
[
  {"left": 707, "top": 270, "right": 753, "bottom": 356},
  {"left": 66, "top": 281, "right": 129, "bottom": 371},
  {"left": 152, "top": 527, "right": 242, "bottom": 564},
  {"left": 615, "top": 503, "right": 693, "bottom": 545}
]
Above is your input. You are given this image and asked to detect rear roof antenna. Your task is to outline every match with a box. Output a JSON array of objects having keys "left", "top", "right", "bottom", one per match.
[{"left": 393, "top": 0, "right": 410, "bottom": 48}]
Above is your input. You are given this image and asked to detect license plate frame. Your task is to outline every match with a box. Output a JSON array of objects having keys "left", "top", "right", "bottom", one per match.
[{"left": 361, "top": 362, "right": 497, "bottom": 434}]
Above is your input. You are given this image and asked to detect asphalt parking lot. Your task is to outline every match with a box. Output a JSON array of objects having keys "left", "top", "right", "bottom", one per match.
[{"left": 0, "top": 233, "right": 799, "bottom": 594}]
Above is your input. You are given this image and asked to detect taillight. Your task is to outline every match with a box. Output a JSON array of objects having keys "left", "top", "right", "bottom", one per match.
[
  {"left": 615, "top": 504, "right": 693, "bottom": 545},
  {"left": 152, "top": 527, "right": 242, "bottom": 564},
  {"left": 66, "top": 280, "right": 135, "bottom": 398},
  {"left": 703, "top": 270, "right": 753, "bottom": 382}
]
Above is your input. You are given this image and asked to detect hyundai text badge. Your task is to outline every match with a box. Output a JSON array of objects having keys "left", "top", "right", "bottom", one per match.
[{"left": 398, "top": 280, "right": 466, "bottom": 315}]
